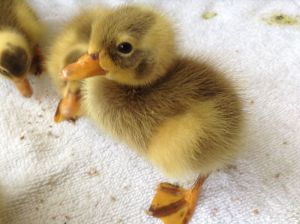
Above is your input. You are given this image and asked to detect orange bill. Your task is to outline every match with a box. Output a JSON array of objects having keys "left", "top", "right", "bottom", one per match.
[
  {"left": 54, "top": 91, "right": 81, "bottom": 123},
  {"left": 62, "top": 53, "right": 106, "bottom": 81},
  {"left": 13, "top": 78, "right": 33, "bottom": 98}
]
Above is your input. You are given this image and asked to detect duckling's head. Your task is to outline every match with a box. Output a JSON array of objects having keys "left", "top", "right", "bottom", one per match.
[
  {"left": 87, "top": 5, "right": 176, "bottom": 86},
  {"left": 0, "top": 30, "right": 31, "bottom": 81}
]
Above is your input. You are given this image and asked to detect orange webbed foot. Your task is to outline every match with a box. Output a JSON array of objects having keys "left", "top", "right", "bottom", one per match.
[
  {"left": 54, "top": 91, "right": 81, "bottom": 123},
  {"left": 148, "top": 176, "right": 206, "bottom": 224}
]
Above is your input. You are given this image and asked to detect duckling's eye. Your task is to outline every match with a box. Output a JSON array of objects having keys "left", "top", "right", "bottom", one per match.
[
  {"left": 0, "top": 68, "right": 9, "bottom": 77},
  {"left": 117, "top": 42, "right": 133, "bottom": 54}
]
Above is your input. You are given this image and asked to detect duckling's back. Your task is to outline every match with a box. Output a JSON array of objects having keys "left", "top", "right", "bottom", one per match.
[
  {"left": 84, "top": 57, "right": 243, "bottom": 178},
  {"left": 1, "top": 0, "right": 45, "bottom": 42},
  {"left": 147, "top": 58, "right": 243, "bottom": 177},
  {"left": 0, "top": 0, "right": 16, "bottom": 28}
]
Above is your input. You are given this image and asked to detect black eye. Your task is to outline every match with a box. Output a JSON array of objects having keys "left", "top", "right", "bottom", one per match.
[
  {"left": 0, "top": 68, "right": 10, "bottom": 77},
  {"left": 117, "top": 42, "right": 133, "bottom": 54}
]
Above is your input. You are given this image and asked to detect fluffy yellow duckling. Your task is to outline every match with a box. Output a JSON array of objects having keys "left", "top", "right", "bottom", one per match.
[
  {"left": 63, "top": 5, "right": 243, "bottom": 223},
  {"left": 46, "top": 7, "right": 108, "bottom": 122},
  {"left": 0, "top": 0, "right": 45, "bottom": 97}
]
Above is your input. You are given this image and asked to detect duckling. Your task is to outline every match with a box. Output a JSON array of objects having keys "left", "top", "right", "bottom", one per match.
[
  {"left": 0, "top": 0, "right": 45, "bottom": 97},
  {"left": 46, "top": 7, "right": 108, "bottom": 122},
  {"left": 63, "top": 5, "right": 243, "bottom": 223}
]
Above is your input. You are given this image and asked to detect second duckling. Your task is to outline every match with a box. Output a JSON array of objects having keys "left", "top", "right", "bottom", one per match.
[
  {"left": 0, "top": 0, "right": 45, "bottom": 97},
  {"left": 46, "top": 7, "right": 108, "bottom": 122}
]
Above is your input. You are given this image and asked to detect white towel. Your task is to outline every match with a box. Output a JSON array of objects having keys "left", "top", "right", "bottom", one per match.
[{"left": 0, "top": 0, "right": 299, "bottom": 223}]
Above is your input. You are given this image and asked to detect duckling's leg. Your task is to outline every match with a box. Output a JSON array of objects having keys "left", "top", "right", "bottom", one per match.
[
  {"left": 148, "top": 175, "right": 206, "bottom": 224},
  {"left": 12, "top": 77, "right": 33, "bottom": 98},
  {"left": 54, "top": 81, "right": 82, "bottom": 123},
  {"left": 31, "top": 45, "right": 44, "bottom": 75}
]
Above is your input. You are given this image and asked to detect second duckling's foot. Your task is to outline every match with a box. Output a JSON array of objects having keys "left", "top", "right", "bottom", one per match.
[
  {"left": 54, "top": 91, "right": 81, "bottom": 123},
  {"left": 148, "top": 176, "right": 206, "bottom": 224},
  {"left": 32, "top": 45, "right": 44, "bottom": 75}
]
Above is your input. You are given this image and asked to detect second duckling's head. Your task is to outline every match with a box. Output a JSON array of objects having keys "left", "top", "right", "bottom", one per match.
[
  {"left": 87, "top": 5, "right": 176, "bottom": 86},
  {"left": 0, "top": 30, "right": 31, "bottom": 81}
]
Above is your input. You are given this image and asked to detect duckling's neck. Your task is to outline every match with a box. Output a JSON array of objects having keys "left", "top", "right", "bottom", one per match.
[{"left": 108, "top": 57, "right": 176, "bottom": 88}]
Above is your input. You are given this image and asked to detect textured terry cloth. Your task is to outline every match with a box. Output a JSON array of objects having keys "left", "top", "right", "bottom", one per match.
[{"left": 0, "top": 0, "right": 299, "bottom": 224}]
